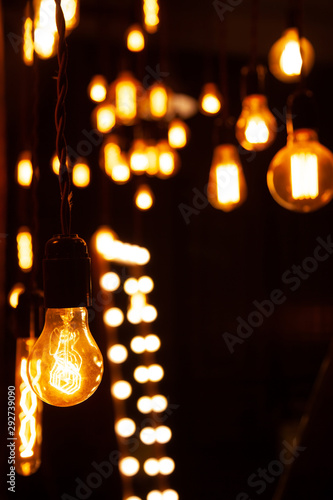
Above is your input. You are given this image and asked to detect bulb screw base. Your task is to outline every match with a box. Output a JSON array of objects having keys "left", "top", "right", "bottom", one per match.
[{"left": 43, "top": 234, "right": 92, "bottom": 308}]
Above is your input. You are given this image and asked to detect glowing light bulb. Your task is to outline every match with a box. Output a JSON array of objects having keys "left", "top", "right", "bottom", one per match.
[
  {"left": 168, "top": 119, "right": 188, "bottom": 148},
  {"left": 152, "top": 395, "right": 167, "bottom": 412},
  {"left": 147, "top": 491, "right": 163, "bottom": 500},
  {"left": 143, "top": 0, "right": 159, "bottom": 33},
  {"left": 119, "top": 456, "right": 140, "bottom": 476},
  {"left": 107, "top": 344, "right": 128, "bottom": 364},
  {"left": 207, "top": 144, "right": 247, "bottom": 212},
  {"left": 88, "top": 75, "right": 108, "bottom": 103},
  {"left": 134, "top": 185, "right": 154, "bottom": 210},
  {"left": 111, "top": 380, "right": 132, "bottom": 400},
  {"left": 112, "top": 72, "right": 139, "bottom": 124},
  {"left": 111, "top": 154, "right": 131, "bottom": 184},
  {"left": 27, "top": 307, "right": 103, "bottom": 407},
  {"left": 8, "top": 283, "right": 26, "bottom": 308},
  {"left": 267, "top": 129, "right": 333, "bottom": 212},
  {"left": 157, "top": 141, "right": 179, "bottom": 178},
  {"left": 149, "top": 83, "right": 168, "bottom": 119},
  {"left": 140, "top": 427, "right": 155, "bottom": 444},
  {"left": 236, "top": 95, "right": 277, "bottom": 151},
  {"left": 15, "top": 338, "right": 42, "bottom": 476},
  {"left": 148, "top": 364, "right": 164, "bottom": 382},
  {"left": 159, "top": 457, "right": 175, "bottom": 475},
  {"left": 100, "top": 272, "right": 120, "bottom": 292},
  {"left": 163, "top": 490, "right": 178, "bottom": 500},
  {"left": 104, "top": 308, "right": 124, "bottom": 327},
  {"left": 129, "top": 140, "right": 149, "bottom": 173},
  {"left": 94, "top": 104, "right": 116, "bottom": 134},
  {"left": 199, "top": 83, "right": 222, "bottom": 115},
  {"left": 146, "top": 144, "right": 159, "bottom": 175},
  {"left": 144, "top": 458, "right": 160, "bottom": 476},
  {"left": 155, "top": 426, "right": 172, "bottom": 443},
  {"left": 268, "top": 28, "right": 315, "bottom": 83},
  {"left": 124, "top": 278, "right": 138, "bottom": 295},
  {"left": 51, "top": 153, "right": 69, "bottom": 175},
  {"left": 72, "top": 161, "right": 90, "bottom": 188},
  {"left": 134, "top": 365, "right": 149, "bottom": 383},
  {"left": 17, "top": 228, "right": 33, "bottom": 272},
  {"left": 138, "top": 276, "right": 154, "bottom": 294},
  {"left": 115, "top": 418, "right": 136, "bottom": 437},
  {"left": 127, "top": 25, "right": 145, "bottom": 52},
  {"left": 145, "top": 334, "right": 160, "bottom": 352},
  {"left": 34, "top": 27, "right": 56, "bottom": 59},
  {"left": 23, "top": 17, "right": 34, "bottom": 66},
  {"left": 142, "top": 305, "right": 157, "bottom": 322},
  {"left": 131, "top": 336, "right": 146, "bottom": 353},
  {"left": 137, "top": 396, "right": 152, "bottom": 413},
  {"left": 16, "top": 151, "right": 33, "bottom": 187}
]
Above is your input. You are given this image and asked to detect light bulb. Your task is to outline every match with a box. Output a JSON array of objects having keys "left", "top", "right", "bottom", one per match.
[
  {"left": 199, "top": 83, "right": 222, "bottom": 115},
  {"left": 168, "top": 119, "right": 188, "bottom": 149},
  {"left": 27, "top": 235, "right": 103, "bottom": 407},
  {"left": 146, "top": 144, "right": 159, "bottom": 176},
  {"left": 17, "top": 228, "right": 33, "bottom": 272},
  {"left": 88, "top": 75, "right": 108, "bottom": 103},
  {"left": 156, "top": 141, "right": 180, "bottom": 179},
  {"left": 72, "top": 161, "right": 90, "bottom": 188},
  {"left": 115, "top": 418, "right": 136, "bottom": 437},
  {"left": 111, "top": 72, "right": 139, "bottom": 124},
  {"left": 149, "top": 83, "right": 168, "bottom": 119},
  {"left": 94, "top": 103, "right": 116, "bottom": 134},
  {"left": 129, "top": 140, "right": 149, "bottom": 173},
  {"left": 23, "top": 17, "right": 34, "bottom": 66},
  {"left": 127, "top": 24, "right": 145, "bottom": 52},
  {"left": 138, "top": 276, "right": 154, "bottom": 294},
  {"left": 8, "top": 283, "right": 26, "bottom": 308},
  {"left": 16, "top": 151, "right": 33, "bottom": 187},
  {"left": 207, "top": 144, "right": 247, "bottom": 211},
  {"left": 134, "top": 185, "right": 154, "bottom": 210},
  {"left": 268, "top": 28, "right": 315, "bottom": 83},
  {"left": 235, "top": 95, "right": 277, "bottom": 151},
  {"left": 144, "top": 458, "right": 160, "bottom": 476},
  {"left": 100, "top": 272, "right": 120, "bottom": 292},
  {"left": 143, "top": 0, "right": 159, "bottom": 33},
  {"left": 267, "top": 129, "right": 333, "bottom": 212},
  {"left": 111, "top": 154, "right": 131, "bottom": 184}
]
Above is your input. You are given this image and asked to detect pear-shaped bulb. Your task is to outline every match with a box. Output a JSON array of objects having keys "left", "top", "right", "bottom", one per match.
[
  {"left": 267, "top": 129, "right": 333, "bottom": 212},
  {"left": 27, "top": 307, "right": 103, "bottom": 407},
  {"left": 235, "top": 95, "right": 277, "bottom": 151}
]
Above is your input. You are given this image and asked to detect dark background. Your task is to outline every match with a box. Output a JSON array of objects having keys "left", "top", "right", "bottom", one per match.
[{"left": 2, "top": 1, "right": 333, "bottom": 499}]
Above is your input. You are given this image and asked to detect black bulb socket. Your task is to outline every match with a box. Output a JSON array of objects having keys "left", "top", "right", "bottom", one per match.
[
  {"left": 288, "top": 89, "right": 317, "bottom": 132},
  {"left": 241, "top": 65, "right": 266, "bottom": 100},
  {"left": 43, "top": 234, "right": 92, "bottom": 308}
]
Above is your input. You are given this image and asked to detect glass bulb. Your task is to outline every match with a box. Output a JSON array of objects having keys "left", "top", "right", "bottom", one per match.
[
  {"left": 134, "top": 184, "right": 154, "bottom": 210},
  {"left": 268, "top": 28, "right": 315, "bottom": 83},
  {"left": 207, "top": 144, "right": 247, "bottom": 212},
  {"left": 168, "top": 119, "right": 188, "bottom": 149},
  {"left": 27, "top": 307, "right": 103, "bottom": 407},
  {"left": 235, "top": 95, "right": 277, "bottom": 151},
  {"left": 88, "top": 75, "right": 108, "bottom": 103},
  {"left": 16, "top": 151, "right": 33, "bottom": 187},
  {"left": 129, "top": 140, "right": 149, "bottom": 173},
  {"left": 112, "top": 72, "right": 139, "bottom": 124},
  {"left": 267, "top": 129, "right": 333, "bottom": 212},
  {"left": 149, "top": 83, "right": 168, "bottom": 119},
  {"left": 127, "top": 24, "right": 145, "bottom": 52},
  {"left": 199, "top": 83, "right": 222, "bottom": 115}
]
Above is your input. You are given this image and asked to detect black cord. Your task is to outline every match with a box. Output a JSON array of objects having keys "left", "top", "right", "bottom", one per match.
[
  {"left": 250, "top": 0, "right": 258, "bottom": 70},
  {"left": 54, "top": 0, "right": 72, "bottom": 236}
]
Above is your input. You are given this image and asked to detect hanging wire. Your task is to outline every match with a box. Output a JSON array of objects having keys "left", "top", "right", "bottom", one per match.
[
  {"left": 250, "top": 0, "right": 258, "bottom": 70},
  {"left": 54, "top": 0, "right": 72, "bottom": 235}
]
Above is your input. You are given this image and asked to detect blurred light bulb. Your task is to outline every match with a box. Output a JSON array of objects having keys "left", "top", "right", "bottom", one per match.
[
  {"left": 129, "top": 140, "right": 149, "bottom": 173},
  {"left": 152, "top": 395, "right": 167, "bottom": 412},
  {"left": 127, "top": 25, "right": 145, "bottom": 52},
  {"left": 23, "top": 17, "right": 34, "bottom": 66},
  {"left": 268, "top": 28, "right": 315, "bottom": 82},
  {"left": 207, "top": 144, "right": 247, "bottom": 212},
  {"left": 148, "top": 364, "right": 164, "bottom": 382},
  {"left": 103, "top": 140, "right": 121, "bottom": 176},
  {"left": 146, "top": 145, "right": 159, "bottom": 175},
  {"left": 88, "top": 75, "right": 108, "bottom": 102},
  {"left": 124, "top": 278, "right": 139, "bottom": 295},
  {"left": 147, "top": 491, "right": 163, "bottom": 500},
  {"left": 135, "top": 185, "right": 154, "bottom": 210},
  {"left": 94, "top": 227, "right": 117, "bottom": 256},
  {"left": 199, "top": 83, "right": 222, "bottom": 115},
  {"left": 235, "top": 95, "right": 277, "bottom": 151},
  {"left": 145, "top": 334, "right": 160, "bottom": 352},
  {"left": 134, "top": 365, "right": 149, "bottom": 383},
  {"left": 144, "top": 458, "right": 159, "bottom": 476},
  {"left": 16, "top": 151, "right": 33, "bottom": 187},
  {"left": 140, "top": 427, "right": 155, "bottom": 444},
  {"left": 100, "top": 272, "right": 120, "bottom": 292},
  {"left": 142, "top": 305, "right": 157, "bottom": 322},
  {"left": 131, "top": 336, "right": 146, "bottom": 353},
  {"left": 111, "top": 380, "right": 132, "bottom": 400},
  {"left": 17, "top": 228, "right": 33, "bottom": 272},
  {"left": 111, "top": 154, "right": 131, "bottom": 184},
  {"left": 115, "top": 418, "right": 136, "bottom": 437},
  {"left": 72, "top": 161, "right": 90, "bottom": 188},
  {"left": 107, "top": 344, "right": 128, "bottom": 363},
  {"left": 159, "top": 457, "right": 175, "bottom": 475},
  {"left": 155, "top": 426, "right": 172, "bottom": 443},
  {"left": 267, "top": 129, "right": 333, "bottom": 212},
  {"left": 127, "top": 308, "right": 142, "bottom": 324},
  {"left": 104, "top": 307, "right": 124, "bottom": 327},
  {"left": 113, "top": 72, "right": 138, "bottom": 124},
  {"left": 8, "top": 283, "right": 26, "bottom": 308},
  {"left": 119, "top": 457, "right": 140, "bottom": 476},
  {"left": 168, "top": 119, "right": 188, "bottom": 149},
  {"left": 34, "top": 27, "right": 56, "bottom": 59},
  {"left": 138, "top": 276, "right": 154, "bottom": 294},
  {"left": 157, "top": 141, "right": 179, "bottom": 178},
  {"left": 149, "top": 83, "right": 168, "bottom": 119},
  {"left": 94, "top": 104, "right": 116, "bottom": 134},
  {"left": 137, "top": 396, "right": 152, "bottom": 413},
  {"left": 27, "top": 308, "right": 103, "bottom": 407},
  {"left": 162, "top": 490, "right": 178, "bottom": 500},
  {"left": 143, "top": 0, "right": 159, "bottom": 33}
]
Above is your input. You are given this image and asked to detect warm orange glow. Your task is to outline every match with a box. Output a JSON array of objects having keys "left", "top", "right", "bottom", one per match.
[
  {"left": 127, "top": 25, "right": 145, "bottom": 52},
  {"left": 168, "top": 119, "right": 188, "bottom": 148},
  {"left": 8, "top": 283, "right": 26, "bottom": 308},
  {"left": 207, "top": 144, "right": 247, "bottom": 212},
  {"left": 16, "top": 152, "right": 33, "bottom": 187},
  {"left": 17, "top": 228, "right": 33, "bottom": 272},
  {"left": 268, "top": 28, "right": 315, "bottom": 82},
  {"left": 94, "top": 104, "right": 116, "bottom": 134},
  {"left": 111, "top": 381, "right": 132, "bottom": 400},
  {"left": 107, "top": 344, "right": 128, "bottom": 364},
  {"left": 15, "top": 338, "right": 42, "bottom": 476},
  {"left": 93, "top": 227, "right": 150, "bottom": 265},
  {"left": 88, "top": 75, "right": 108, "bottom": 103},
  {"left": 72, "top": 161, "right": 90, "bottom": 188},
  {"left": 113, "top": 72, "right": 138, "bottom": 124},
  {"left": 156, "top": 141, "right": 179, "bottom": 178},
  {"left": 267, "top": 129, "right": 333, "bottom": 212},
  {"left": 23, "top": 17, "right": 34, "bottom": 66},
  {"left": 143, "top": 0, "right": 159, "bottom": 33},
  {"left": 235, "top": 95, "right": 277, "bottom": 151},
  {"left": 111, "top": 154, "right": 131, "bottom": 184},
  {"left": 199, "top": 83, "right": 222, "bottom": 115},
  {"left": 119, "top": 457, "right": 140, "bottom": 476},
  {"left": 104, "top": 307, "right": 124, "bottom": 327},
  {"left": 100, "top": 272, "right": 120, "bottom": 292},
  {"left": 27, "top": 308, "right": 104, "bottom": 407},
  {"left": 149, "top": 83, "right": 168, "bottom": 118},
  {"left": 51, "top": 154, "right": 69, "bottom": 175},
  {"left": 146, "top": 144, "right": 159, "bottom": 175},
  {"left": 129, "top": 140, "right": 149, "bottom": 173},
  {"left": 115, "top": 418, "right": 136, "bottom": 437},
  {"left": 134, "top": 184, "right": 154, "bottom": 210}
]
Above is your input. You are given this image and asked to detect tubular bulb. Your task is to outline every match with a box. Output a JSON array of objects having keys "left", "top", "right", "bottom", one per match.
[
  {"left": 207, "top": 144, "right": 247, "bottom": 212},
  {"left": 267, "top": 129, "right": 333, "bottom": 212},
  {"left": 27, "top": 307, "right": 103, "bottom": 407},
  {"left": 235, "top": 95, "right": 277, "bottom": 151}
]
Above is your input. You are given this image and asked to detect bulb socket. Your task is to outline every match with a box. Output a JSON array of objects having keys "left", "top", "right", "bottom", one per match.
[
  {"left": 43, "top": 234, "right": 92, "bottom": 308},
  {"left": 288, "top": 89, "right": 317, "bottom": 132},
  {"left": 241, "top": 65, "right": 266, "bottom": 99}
]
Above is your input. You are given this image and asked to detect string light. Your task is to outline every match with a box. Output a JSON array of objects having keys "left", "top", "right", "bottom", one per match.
[
  {"left": 100, "top": 272, "right": 121, "bottom": 292},
  {"left": 94, "top": 103, "right": 116, "bottom": 134},
  {"left": 156, "top": 141, "right": 179, "bottom": 178},
  {"left": 112, "top": 72, "right": 139, "bottom": 124},
  {"left": 199, "top": 83, "right": 222, "bottom": 115},
  {"left": 134, "top": 185, "right": 154, "bottom": 211},
  {"left": 149, "top": 83, "right": 168, "bottom": 119},
  {"left": 119, "top": 457, "right": 140, "bottom": 476},
  {"left": 115, "top": 418, "right": 136, "bottom": 438},
  {"left": 129, "top": 140, "right": 149, "bottom": 173},
  {"left": 104, "top": 307, "right": 124, "bottom": 327},
  {"left": 72, "top": 161, "right": 90, "bottom": 188},
  {"left": 107, "top": 344, "right": 128, "bottom": 363},
  {"left": 88, "top": 75, "right": 108, "bottom": 103},
  {"left": 111, "top": 381, "right": 132, "bottom": 400},
  {"left": 17, "top": 228, "right": 33, "bottom": 272},
  {"left": 143, "top": 0, "right": 160, "bottom": 33},
  {"left": 168, "top": 119, "right": 188, "bottom": 149},
  {"left": 126, "top": 24, "right": 145, "bottom": 52},
  {"left": 16, "top": 152, "right": 33, "bottom": 187}
]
